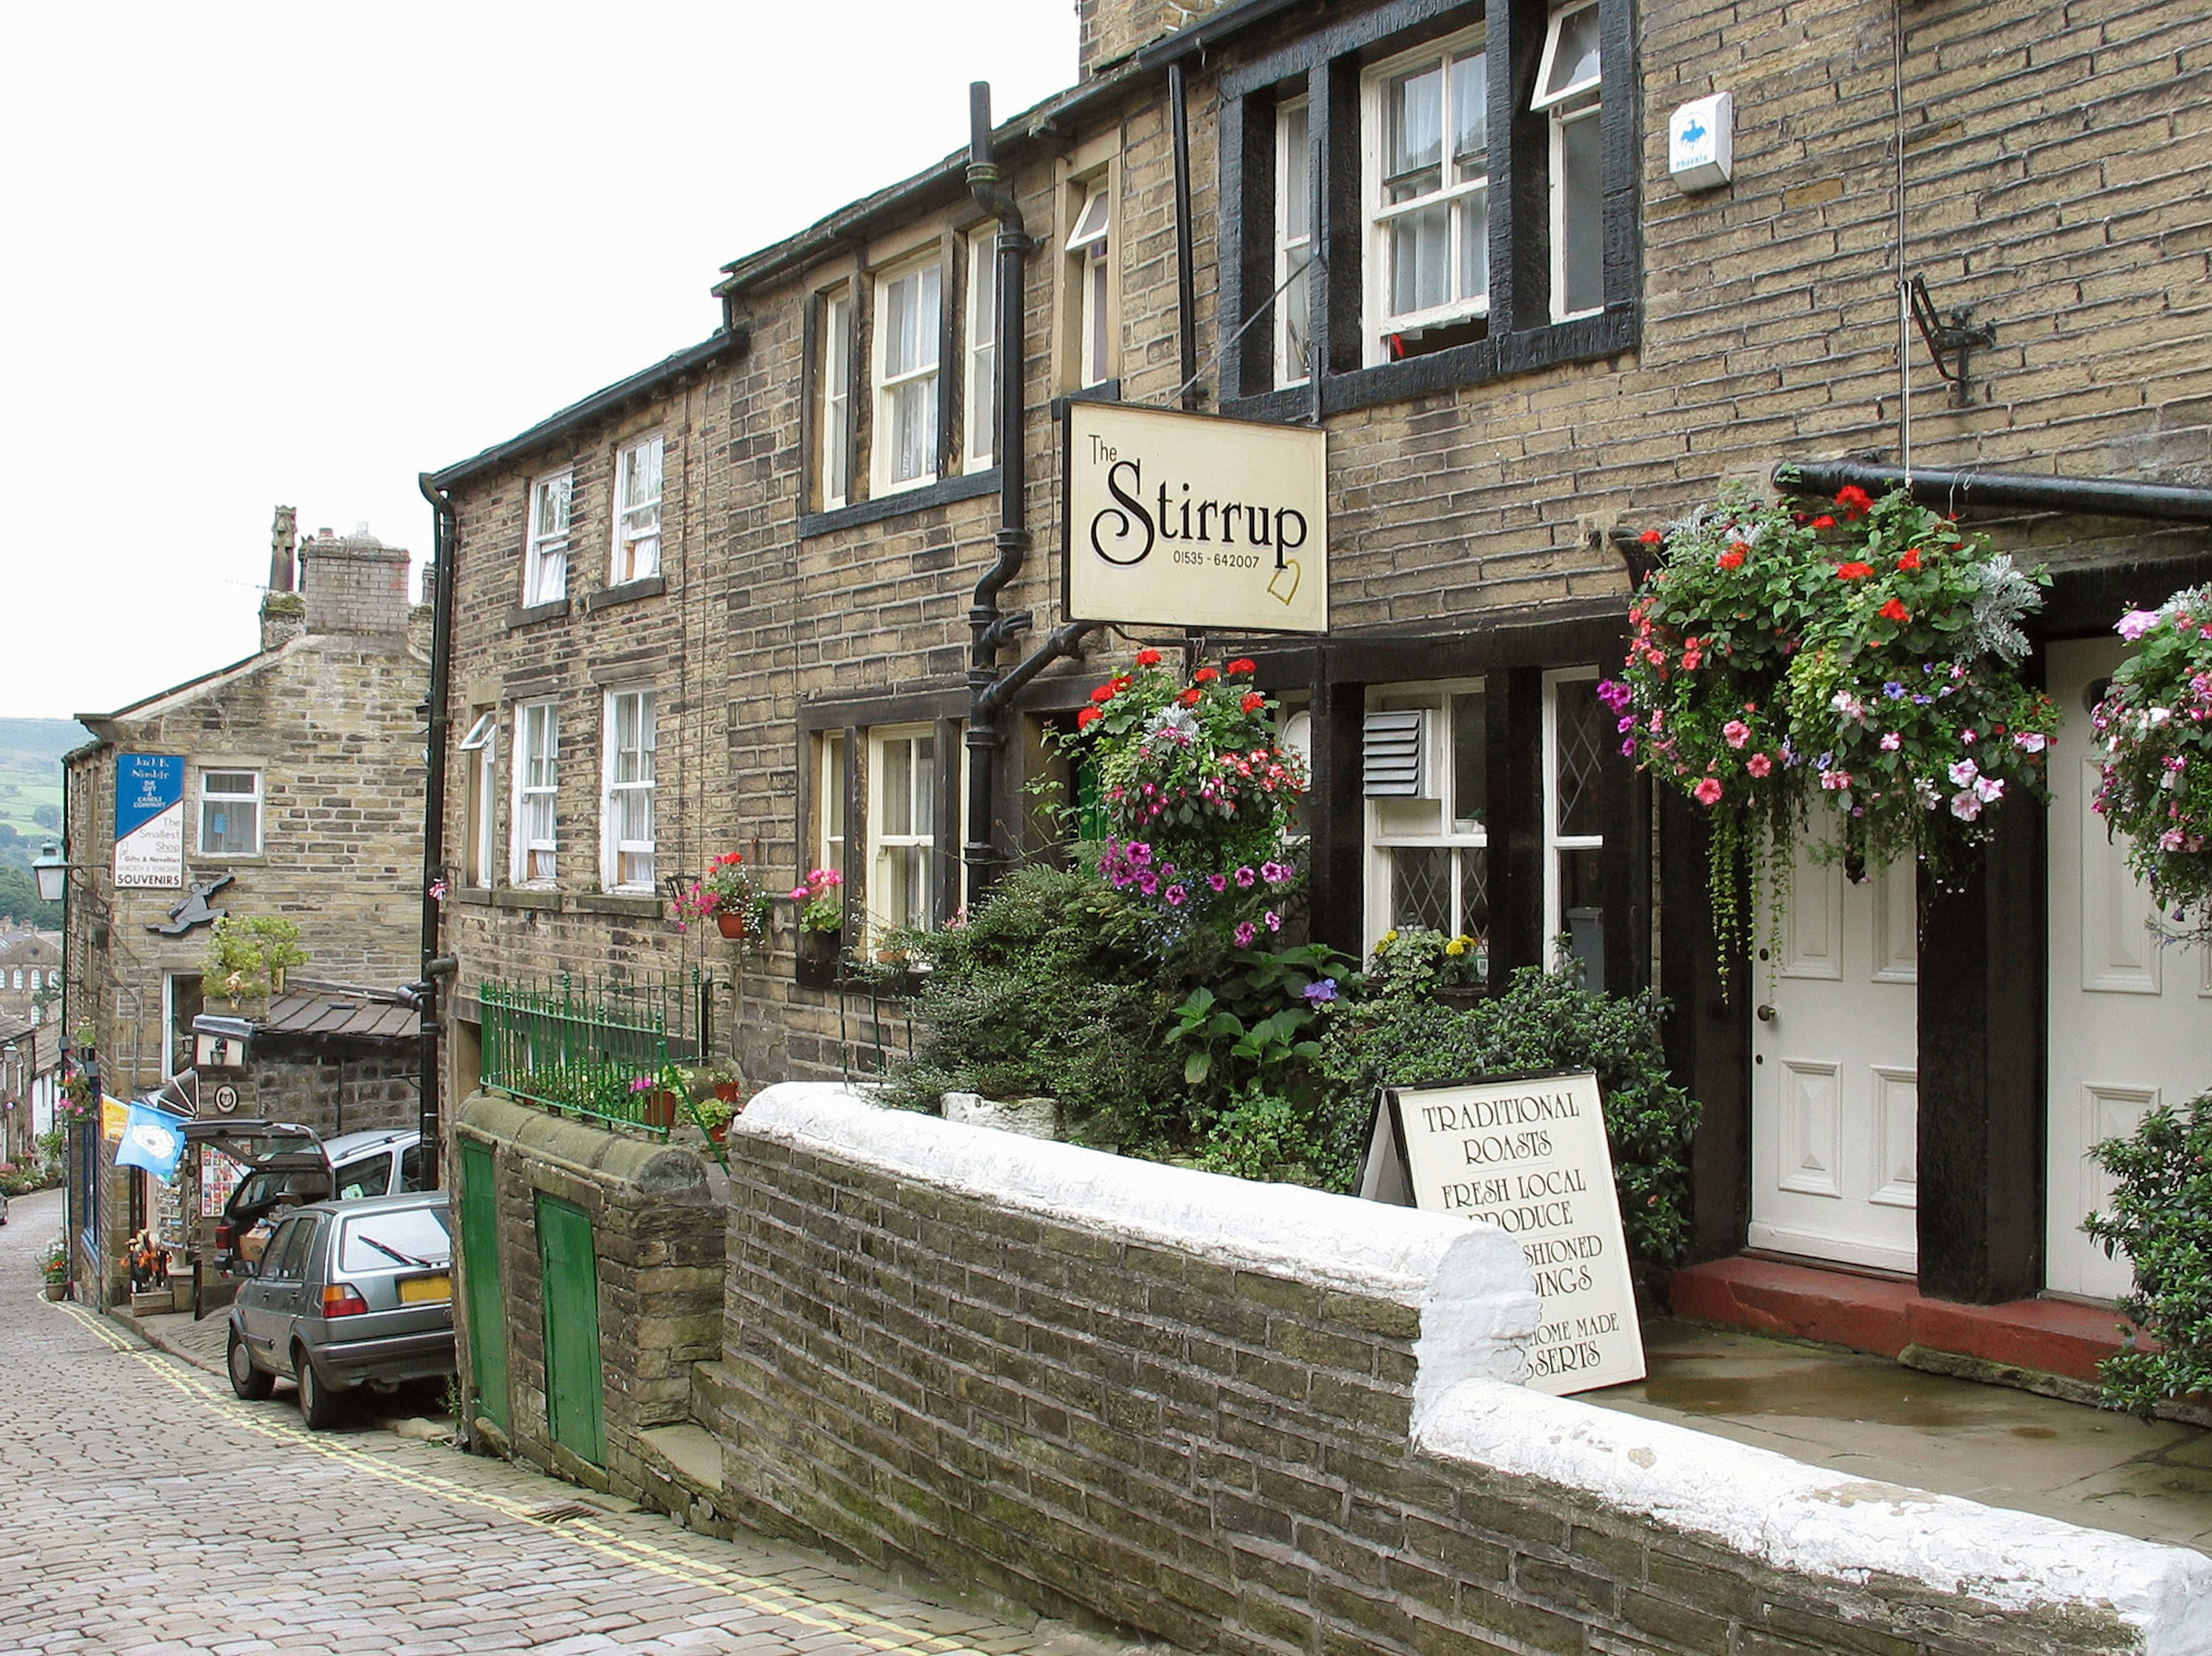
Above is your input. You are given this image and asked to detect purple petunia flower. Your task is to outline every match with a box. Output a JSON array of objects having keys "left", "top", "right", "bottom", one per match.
[
  {"left": 1234, "top": 921, "right": 1258, "bottom": 947},
  {"left": 1302, "top": 978, "right": 1339, "bottom": 1005}
]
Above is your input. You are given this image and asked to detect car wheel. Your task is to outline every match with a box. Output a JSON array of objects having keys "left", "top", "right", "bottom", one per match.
[
  {"left": 228, "top": 1326, "right": 274, "bottom": 1401},
  {"left": 294, "top": 1346, "right": 343, "bottom": 1430}
]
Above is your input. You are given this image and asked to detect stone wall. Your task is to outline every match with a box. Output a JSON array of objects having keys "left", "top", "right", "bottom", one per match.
[
  {"left": 222, "top": 1049, "right": 419, "bottom": 1140},
  {"left": 706, "top": 1087, "right": 2209, "bottom": 1656},
  {"left": 453, "top": 1092, "right": 726, "bottom": 1501}
]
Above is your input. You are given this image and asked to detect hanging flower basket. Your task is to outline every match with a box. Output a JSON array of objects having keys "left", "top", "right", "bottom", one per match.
[
  {"left": 1063, "top": 652, "right": 1307, "bottom": 942},
  {"left": 2092, "top": 587, "right": 2212, "bottom": 943},
  {"left": 1612, "top": 482, "right": 2059, "bottom": 974},
  {"left": 671, "top": 850, "right": 772, "bottom": 947}
]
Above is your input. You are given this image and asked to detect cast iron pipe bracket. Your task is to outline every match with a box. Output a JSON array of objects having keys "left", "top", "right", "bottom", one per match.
[{"left": 1908, "top": 274, "right": 1998, "bottom": 407}]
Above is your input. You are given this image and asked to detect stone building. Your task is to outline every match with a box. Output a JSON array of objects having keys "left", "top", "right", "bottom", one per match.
[
  {"left": 56, "top": 515, "right": 431, "bottom": 1302},
  {"left": 425, "top": 0, "right": 2212, "bottom": 1390},
  {"left": 0, "top": 928, "right": 62, "bottom": 1029}
]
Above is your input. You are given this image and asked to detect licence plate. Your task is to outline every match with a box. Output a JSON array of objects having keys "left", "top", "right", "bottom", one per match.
[{"left": 398, "top": 1273, "right": 451, "bottom": 1303}]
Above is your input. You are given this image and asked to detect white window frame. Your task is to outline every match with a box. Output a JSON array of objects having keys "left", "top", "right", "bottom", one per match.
[
  {"left": 197, "top": 769, "right": 263, "bottom": 857},
  {"left": 511, "top": 700, "right": 559, "bottom": 887},
  {"left": 964, "top": 230, "right": 997, "bottom": 473},
  {"left": 1275, "top": 99, "right": 1315, "bottom": 388},
  {"left": 524, "top": 471, "right": 571, "bottom": 606},
  {"left": 1363, "top": 680, "right": 1490, "bottom": 965},
  {"left": 819, "top": 289, "right": 853, "bottom": 509},
  {"left": 818, "top": 732, "right": 848, "bottom": 883},
  {"left": 1541, "top": 666, "right": 1606, "bottom": 962},
  {"left": 871, "top": 258, "right": 942, "bottom": 496},
  {"left": 1361, "top": 26, "right": 1491, "bottom": 365},
  {"left": 610, "top": 434, "right": 663, "bottom": 585},
  {"left": 1533, "top": 2, "right": 1605, "bottom": 323},
  {"left": 599, "top": 686, "right": 657, "bottom": 894},
  {"left": 867, "top": 725, "right": 939, "bottom": 936},
  {"left": 1065, "top": 180, "right": 1113, "bottom": 388},
  {"left": 458, "top": 711, "right": 498, "bottom": 890}
]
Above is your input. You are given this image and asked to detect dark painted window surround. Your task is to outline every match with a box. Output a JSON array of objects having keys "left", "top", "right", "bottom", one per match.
[{"left": 1216, "top": 0, "right": 1638, "bottom": 421}]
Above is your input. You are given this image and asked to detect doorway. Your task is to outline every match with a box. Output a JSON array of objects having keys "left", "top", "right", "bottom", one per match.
[
  {"left": 2044, "top": 638, "right": 2212, "bottom": 1300},
  {"left": 535, "top": 1192, "right": 604, "bottom": 1466},
  {"left": 1749, "top": 833, "right": 1920, "bottom": 1275}
]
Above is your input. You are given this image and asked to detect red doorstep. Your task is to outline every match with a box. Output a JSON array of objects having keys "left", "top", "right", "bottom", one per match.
[{"left": 1668, "top": 1256, "right": 2130, "bottom": 1386}]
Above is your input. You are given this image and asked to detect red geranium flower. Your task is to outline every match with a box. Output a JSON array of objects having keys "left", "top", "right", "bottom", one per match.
[
  {"left": 1897, "top": 547, "right": 1922, "bottom": 570},
  {"left": 1075, "top": 706, "right": 1101, "bottom": 729},
  {"left": 1194, "top": 666, "right": 1220, "bottom": 683},
  {"left": 1879, "top": 598, "right": 1911, "bottom": 623},
  {"left": 1241, "top": 691, "right": 1266, "bottom": 713},
  {"left": 1179, "top": 687, "right": 1203, "bottom": 708},
  {"left": 1836, "top": 561, "right": 1874, "bottom": 580},
  {"left": 1716, "top": 547, "right": 1745, "bottom": 571},
  {"left": 1135, "top": 648, "right": 1163, "bottom": 667},
  {"left": 1226, "top": 657, "right": 1257, "bottom": 675},
  {"left": 1638, "top": 529, "right": 1663, "bottom": 546},
  {"left": 1089, "top": 684, "right": 1116, "bottom": 704},
  {"left": 1836, "top": 485, "right": 1874, "bottom": 520},
  {"left": 1812, "top": 515, "right": 1837, "bottom": 529}
]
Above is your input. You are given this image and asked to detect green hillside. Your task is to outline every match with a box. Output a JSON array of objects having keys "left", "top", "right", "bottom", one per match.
[{"left": 0, "top": 717, "right": 90, "bottom": 927}]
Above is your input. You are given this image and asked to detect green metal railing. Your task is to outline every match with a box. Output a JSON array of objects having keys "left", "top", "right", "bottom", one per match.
[{"left": 479, "top": 971, "right": 707, "bottom": 1136}]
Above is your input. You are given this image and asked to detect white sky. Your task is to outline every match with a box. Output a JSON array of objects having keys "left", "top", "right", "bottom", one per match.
[{"left": 1, "top": 1, "right": 1077, "bottom": 721}]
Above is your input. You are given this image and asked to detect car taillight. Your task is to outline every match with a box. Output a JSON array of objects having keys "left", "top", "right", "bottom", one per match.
[
  {"left": 215, "top": 1223, "right": 235, "bottom": 1252},
  {"left": 321, "top": 1283, "right": 371, "bottom": 1318}
]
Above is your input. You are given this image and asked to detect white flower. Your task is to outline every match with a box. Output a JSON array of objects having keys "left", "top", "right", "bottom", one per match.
[
  {"left": 1950, "top": 791, "right": 1984, "bottom": 821},
  {"left": 1973, "top": 774, "right": 2005, "bottom": 804},
  {"left": 1948, "top": 758, "right": 1980, "bottom": 787},
  {"left": 2013, "top": 731, "right": 2047, "bottom": 753}
]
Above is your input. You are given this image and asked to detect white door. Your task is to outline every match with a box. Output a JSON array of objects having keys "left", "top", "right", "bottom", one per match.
[
  {"left": 1750, "top": 835, "right": 1921, "bottom": 1275},
  {"left": 2045, "top": 638, "right": 2212, "bottom": 1300}
]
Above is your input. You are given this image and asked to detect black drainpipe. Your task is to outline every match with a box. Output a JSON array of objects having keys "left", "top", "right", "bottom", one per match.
[
  {"left": 963, "top": 82, "right": 1040, "bottom": 909},
  {"left": 1779, "top": 459, "right": 2212, "bottom": 525},
  {"left": 1169, "top": 60, "right": 1199, "bottom": 408},
  {"left": 415, "top": 472, "right": 459, "bottom": 1188}
]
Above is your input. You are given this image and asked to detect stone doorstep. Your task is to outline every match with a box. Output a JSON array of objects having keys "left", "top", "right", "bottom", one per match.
[
  {"left": 636, "top": 1423, "right": 722, "bottom": 1502},
  {"left": 1669, "top": 1254, "right": 2128, "bottom": 1387}
]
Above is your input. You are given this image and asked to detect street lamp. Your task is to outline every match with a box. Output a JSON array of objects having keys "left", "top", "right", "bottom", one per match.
[{"left": 32, "top": 842, "right": 76, "bottom": 906}]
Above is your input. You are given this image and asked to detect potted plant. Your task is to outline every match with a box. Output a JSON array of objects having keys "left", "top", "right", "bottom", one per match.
[
  {"left": 790, "top": 867, "right": 844, "bottom": 989},
  {"left": 202, "top": 915, "right": 310, "bottom": 1005},
  {"left": 690, "top": 1094, "right": 737, "bottom": 1145},
  {"left": 2092, "top": 586, "right": 2212, "bottom": 944},
  {"left": 625, "top": 1063, "right": 685, "bottom": 1131},
  {"left": 41, "top": 1237, "right": 68, "bottom": 1300},
  {"left": 671, "top": 850, "right": 774, "bottom": 943}
]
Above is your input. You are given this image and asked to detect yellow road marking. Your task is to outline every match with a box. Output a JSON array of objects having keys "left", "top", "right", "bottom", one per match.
[{"left": 52, "top": 1299, "right": 984, "bottom": 1655}]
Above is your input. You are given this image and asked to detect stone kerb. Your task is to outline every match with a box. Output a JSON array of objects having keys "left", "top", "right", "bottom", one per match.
[{"left": 724, "top": 1084, "right": 2211, "bottom": 1656}]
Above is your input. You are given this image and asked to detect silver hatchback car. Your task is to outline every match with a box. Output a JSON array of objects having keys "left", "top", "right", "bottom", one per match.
[{"left": 225, "top": 1190, "right": 456, "bottom": 1428}]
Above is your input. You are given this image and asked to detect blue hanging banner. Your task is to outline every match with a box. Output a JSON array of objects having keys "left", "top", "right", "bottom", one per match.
[{"left": 115, "top": 1104, "right": 191, "bottom": 1182}]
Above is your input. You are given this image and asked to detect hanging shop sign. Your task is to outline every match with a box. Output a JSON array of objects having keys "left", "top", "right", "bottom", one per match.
[
  {"left": 1360, "top": 1069, "right": 1645, "bottom": 1396},
  {"left": 113, "top": 753, "right": 186, "bottom": 890},
  {"left": 1063, "top": 401, "right": 1327, "bottom": 634}
]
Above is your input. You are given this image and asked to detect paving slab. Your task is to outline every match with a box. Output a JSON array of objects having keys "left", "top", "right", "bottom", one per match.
[{"left": 1588, "top": 1317, "right": 2212, "bottom": 1553}]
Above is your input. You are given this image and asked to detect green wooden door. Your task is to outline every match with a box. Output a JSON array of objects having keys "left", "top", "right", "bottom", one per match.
[
  {"left": 535, "top": 1193, "right": 605, "bottom": 1466},
  {"left": 456, "top": 1139, "right": 509, "bottom": 1431}
]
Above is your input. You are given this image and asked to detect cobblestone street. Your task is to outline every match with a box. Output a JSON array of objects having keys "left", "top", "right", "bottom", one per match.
[{"left": 0, "top": 1190, "right": 1130, "bottom": 1656}]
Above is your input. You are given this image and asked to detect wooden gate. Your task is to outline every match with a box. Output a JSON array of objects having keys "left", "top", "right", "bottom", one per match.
[
  {"left": 456, "top": 1139, "right": 509, "bottom": 1431},
  {"left": 535, "top": 1192, "right": 605, "bottom": 1466}
]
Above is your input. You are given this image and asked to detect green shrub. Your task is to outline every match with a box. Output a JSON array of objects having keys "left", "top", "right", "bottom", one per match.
[
  {"left": 878, "top": 864, "right": 1186, "bottom": 1147},
  {"left": 1317, "top": 965, "right": 1702, "bottom": 1265},
  {"left": 2085, "top": 1091, "right": 2212, "bottom": 1418}
]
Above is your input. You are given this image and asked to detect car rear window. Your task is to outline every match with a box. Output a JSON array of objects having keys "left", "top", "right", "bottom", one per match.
[
  {"left": 337, "top": 1208, "right": 451, "bottom": 1274},
  {"left": 233, "top": 1169, "right": 328, "bottom": 1210},
  {"left": 335, "top": 1156, "right": 393, "bottom": 1201}
]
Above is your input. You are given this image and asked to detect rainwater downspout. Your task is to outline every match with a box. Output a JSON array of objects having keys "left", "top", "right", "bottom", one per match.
[
  {"left": 1170, "top": 60, "right": 1200, "bottom": 407},
  {"left": 415, "top": 472, "right": 459, "bottom": 1187},
  {"left": 963, "top": 81, "right": 1041, "bottom": 908},
  {"left": 1777, "top": 459, "right": 2212, "bottom": 526}
]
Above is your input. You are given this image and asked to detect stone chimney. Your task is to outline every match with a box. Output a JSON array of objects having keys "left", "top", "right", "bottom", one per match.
[
  {"left": 298, "top": 524, "right": 412, "bottom": 640},
  {"left": 259, "top": 505, "right": 306, "bottom": 650},
  {"left": 1077, "top": 0, "right": 1230, "bottom": 78}
]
